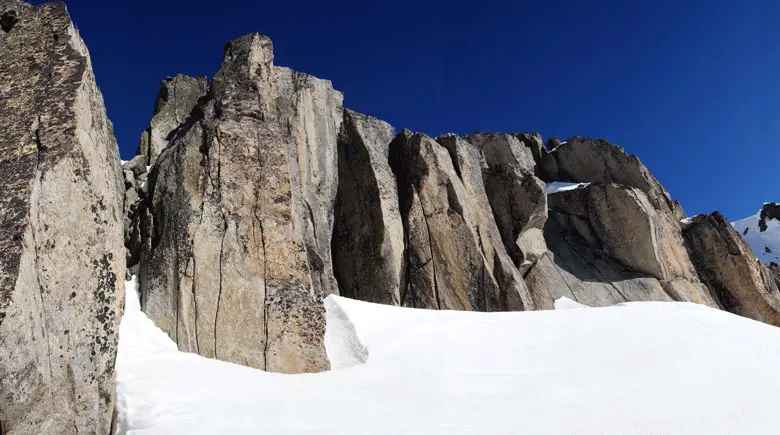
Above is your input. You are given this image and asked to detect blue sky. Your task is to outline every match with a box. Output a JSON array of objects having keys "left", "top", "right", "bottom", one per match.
[{"left": 46, "top": 0, "right": 779, "bottom": 219}]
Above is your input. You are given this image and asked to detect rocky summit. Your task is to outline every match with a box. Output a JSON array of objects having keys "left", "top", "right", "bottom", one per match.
[{"left": 1, "top": 1, "right": 779, "bottom": 433}]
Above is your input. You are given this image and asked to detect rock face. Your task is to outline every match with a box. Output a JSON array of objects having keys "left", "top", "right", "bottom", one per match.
[
  {"left": 388, "top": 131, "right": 533, "bottom": 311},
  {"left": 0, "top": 1, "right": 125, "bottom": 434},
  {"left": 525, "top": 183, "right": 717, "bottom": 309},
  {"left": 4, "top": 5, "right": 780, "bottom": 429},
  {"left": 332, "top": 110, "right": 404, "bottom": 305},
  {"left": 464, "top": 133, "right": 548, "bottom": 272},
  {"left": 137, "top": 74, "right": 207, "bottom": 166},
  {"left": 138, "top": 33, "right": 342, "bottom": 373},
  {"left": 684, "top": 213, "right": 780, "bottom": 326},
  {"left": 540, "top": 137, "right": 684, "bottom": 219}
]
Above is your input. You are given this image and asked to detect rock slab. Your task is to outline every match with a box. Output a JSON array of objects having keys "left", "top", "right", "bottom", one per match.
[{"left": 0, "top": 1, "right": 125, "bottom": 434}]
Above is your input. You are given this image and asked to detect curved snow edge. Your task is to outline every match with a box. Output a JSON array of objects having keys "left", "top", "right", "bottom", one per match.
[{"left": 324, "top": 295, "right": 369, "bottom": 370}]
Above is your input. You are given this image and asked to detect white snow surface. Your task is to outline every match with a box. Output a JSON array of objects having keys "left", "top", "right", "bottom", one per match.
[
  {"left": 116, "top": 277, "right": 780, "bottom": 434},
  {"left": 732, "top": 209, "right": 780, "bottom": 264},
  {"left": 546, "top": 181, "right": 590, "bottom": 194}
]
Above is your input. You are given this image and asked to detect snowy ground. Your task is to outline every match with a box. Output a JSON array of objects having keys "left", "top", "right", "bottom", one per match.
[
  {"left": 732, "top": 209, "right": 780, "bottom": 264},
  {"left": 115, "top": 277, "right": 780, "bottom": 434}
]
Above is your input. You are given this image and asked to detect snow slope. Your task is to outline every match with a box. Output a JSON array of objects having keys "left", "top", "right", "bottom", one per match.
[
  {"left": 115, "top": 278, "right": 780, "bottom": 434},
  {"left": 732, "top": 209, "right": 780, "bottom": 264}
]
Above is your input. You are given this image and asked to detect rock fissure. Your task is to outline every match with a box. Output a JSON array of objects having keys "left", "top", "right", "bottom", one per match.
[
  {"left": 213, "top": 214, "right": 227, "bottom": 359},
  {"left": 418, "top": 191, "right": 441, "bottom": 310}
]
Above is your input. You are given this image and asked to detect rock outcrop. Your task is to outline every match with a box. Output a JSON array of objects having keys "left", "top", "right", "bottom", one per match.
[
  {"left": 137, "top": 74, "right": 207, "bottom": 167},
  {"left": 0, "top": 1, "right": 125, "bottom": 433},
  {"left": 539, "top": 137, "right": 684, "bottom": 219},
  {"left": 138, "top": 33, "right": 342, "bottom": 373},
  {"left": 525, "top": 183, "right": 717, "bottom": 309},
  {"left": 4, "top": 4, "right": 780, "bottom": 431},
  {"left": 388, "top": 131, "right": 533, "bottom": 311},
  {"left": 683, "top": 213, "right": 780, "bottom": 326},
  {"left": 464, "top": 133, "right": 548, "bottom": 272},
  {"left": 332, "top": 110, "right": 404, "bottom": 305},
  {"left": 759, "top": 202, "right": 780, "bottom": 232}
]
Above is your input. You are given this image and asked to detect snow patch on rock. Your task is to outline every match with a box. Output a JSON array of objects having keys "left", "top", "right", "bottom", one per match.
[{"left": 732, "top": 210, "right": 780, "bottom": 265}]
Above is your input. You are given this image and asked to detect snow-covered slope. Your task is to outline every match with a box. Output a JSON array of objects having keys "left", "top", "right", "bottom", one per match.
[
  {"left": 732, "top": 208, "right": 780, "bottom": 265},
  {"left": 115, "top": 278, "right": 780, "bottom": 434}
]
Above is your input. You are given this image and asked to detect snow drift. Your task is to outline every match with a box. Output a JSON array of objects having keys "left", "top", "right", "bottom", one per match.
[{"left": 116, "top": 278, "right": 780, "bottom": 434}]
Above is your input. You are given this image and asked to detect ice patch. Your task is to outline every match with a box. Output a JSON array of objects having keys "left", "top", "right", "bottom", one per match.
[{"left": 546, "top": 181, "right": 590, "bottom": 194}]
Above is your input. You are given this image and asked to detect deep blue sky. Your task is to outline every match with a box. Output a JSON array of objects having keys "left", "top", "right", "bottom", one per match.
[{"left": 46, "top": 0, "right": 779, "bottom": 219}]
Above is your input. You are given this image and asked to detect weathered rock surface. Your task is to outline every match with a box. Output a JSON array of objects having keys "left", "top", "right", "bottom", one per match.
[
  {"left": 513, "top": 132, "right": 545, "bottom": 164},
  {"left": 539, "top": 137, "right": 683, "bottom": 218},
  {"left": 137, "top": 74, "right": 206, "bottom": 166},
  {"left": 525, "top": 215, "right": 673, "bottom": 310},
  {"left": 138, "top": 33, "right": 342, "bottom": 373},
  {"left": 464, "top": 133, "right": 548, "bottom": 271},
  {"left": 684, "top": 213, "right": 780, "bottom": 326},
  {"left": 332, "top": 109, "right": 404, "bottom": 305},
  {"left": 526, "top": 183, "right": 717, "bottom": 309},
  {"left": 0, "top": 1, "right": 125, "bottom": 433},
  {"left": 389, "top": 130, "right": 533, "bottom": 311}
]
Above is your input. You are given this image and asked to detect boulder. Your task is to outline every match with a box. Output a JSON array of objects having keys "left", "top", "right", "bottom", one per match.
[
  {"left": 137, "top": 74, "right": 206, "bottom": 166},
  {"left": 683, "top": 212, "right": 780, "bottom": 326},
  {"left": 138, "top": 33, "right": 342, "bottom": 373},
  {"left": 388, "top": 130, "right": 533, "bottom": 311},
  {"left": 0, "top": 2, "right": 125, "bottom": 433},
  {"left": 332, "top": 109, "right": 404, "bottom": 305}
]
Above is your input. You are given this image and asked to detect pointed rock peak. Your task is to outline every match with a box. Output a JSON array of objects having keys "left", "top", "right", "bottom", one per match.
[
  {"left": 513, "top": 132, "right": 545, "bottom": 163},
  {"left": 136, "top": 73, "right": 207, "bottom": 166},
  {"left": 152, "top": 74, "right": 207, "bottom": 116},
  {"left": 217, "top": 32, "right": 274, "bottom": 80}
]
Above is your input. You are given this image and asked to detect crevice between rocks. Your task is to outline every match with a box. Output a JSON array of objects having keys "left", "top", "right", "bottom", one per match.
[
  {"left": 213, "top": 214, "right": 227, "bottom": 360},
  {"left": 29, "top": 122, "right": 56, "bottom": 391},
  {"left": 258, "top": 215, "right": 269, "bottom": 371},
  {"left": 417, "top": 190, "right": 441, "bottom": 310}
]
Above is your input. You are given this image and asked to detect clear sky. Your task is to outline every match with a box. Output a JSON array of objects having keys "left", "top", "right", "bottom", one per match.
[{"left": 38, "top": 0, "right": 779, "bottom": 219}]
